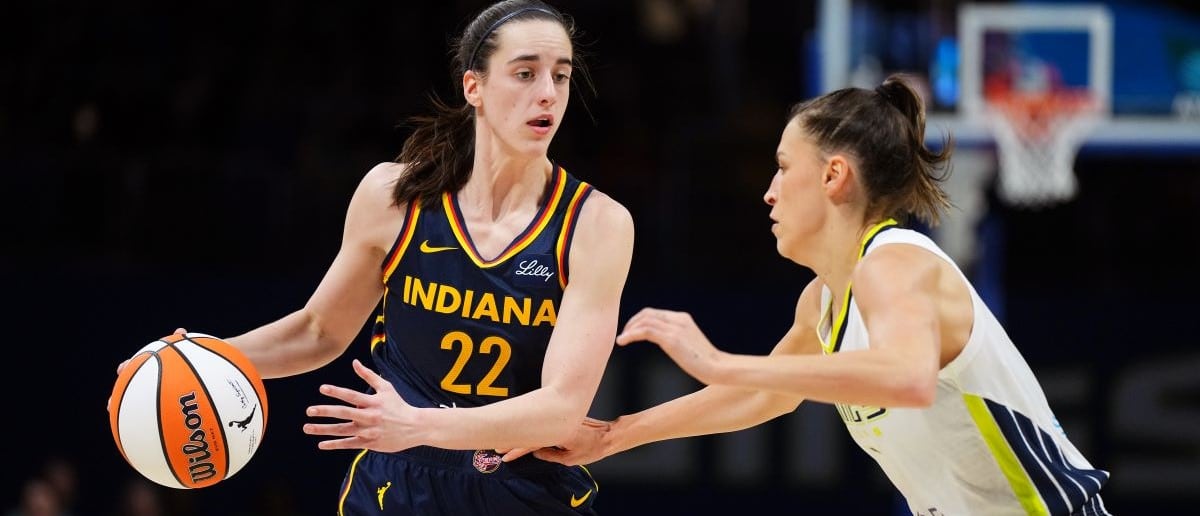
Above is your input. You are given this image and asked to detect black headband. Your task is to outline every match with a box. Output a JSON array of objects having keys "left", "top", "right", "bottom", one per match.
[{"left": 467, "top": 7, "right": 558, "bottom": 71}]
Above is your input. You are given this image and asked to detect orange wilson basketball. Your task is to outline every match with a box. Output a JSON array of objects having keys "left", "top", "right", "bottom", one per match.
[{"left": 108, "top": 332, "right": 268, "bottom": 489}]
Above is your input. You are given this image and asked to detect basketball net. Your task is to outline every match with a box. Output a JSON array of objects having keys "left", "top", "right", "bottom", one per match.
[{"left": 984, "top": 90, "right": 1100, "bottom": 208}]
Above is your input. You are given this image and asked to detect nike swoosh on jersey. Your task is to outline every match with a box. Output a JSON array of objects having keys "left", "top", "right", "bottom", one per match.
[
  {"left": 419, "top": 240, "right": 458, "bottom": 253},
  {"left": 570, "top": 489, "right": 593, "bottom": 508}
]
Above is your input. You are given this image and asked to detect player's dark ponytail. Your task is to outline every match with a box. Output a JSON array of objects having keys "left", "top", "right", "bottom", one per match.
[
  {"left": 873, "top": 75, "right": 953, "bottom": 226},
  {"left": 392, "top": 0, "right": 574, "bottom": 208},
  {"left": 789, "top": 73, "right": 953, "bottom": 226}
]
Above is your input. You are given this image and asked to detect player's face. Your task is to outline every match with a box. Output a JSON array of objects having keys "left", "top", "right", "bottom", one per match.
[
  {"left": 474, "top": 20, "right": 572, "bottom": 157},
  {"left": 764, "top": 119, "right": 826, "bottom": 263}
]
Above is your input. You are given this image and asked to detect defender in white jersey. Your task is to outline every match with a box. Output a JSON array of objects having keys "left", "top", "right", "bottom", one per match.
[
  {"left": 508, "top": 74, "right": 1111, "bottom": 515},
  {"left": 818, "top": 221, "right": 1109, "bottom": 515}
]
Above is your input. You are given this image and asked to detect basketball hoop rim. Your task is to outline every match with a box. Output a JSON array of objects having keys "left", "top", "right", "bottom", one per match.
[
  {"left": 984, "top": 90, "right": 1099, "bottom": 116},
  {"left": 984, "top": 89, "right": 1102, "bottom": 140}
]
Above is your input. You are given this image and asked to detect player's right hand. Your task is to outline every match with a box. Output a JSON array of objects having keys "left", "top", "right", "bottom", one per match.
[
  {"left": 111, "top": 328, "right": 188, "bottom": 412},
  {"left": 115, "top": 328, "right": 187, "bottom": 375}
]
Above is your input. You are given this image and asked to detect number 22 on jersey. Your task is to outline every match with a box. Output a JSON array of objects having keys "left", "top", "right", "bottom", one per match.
[{"left": 439, "top": 331, "right": 511, "bottom": 397}]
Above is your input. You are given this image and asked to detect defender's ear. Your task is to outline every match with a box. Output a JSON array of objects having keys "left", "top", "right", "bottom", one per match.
[{"left": 823, "top": 154, "right": 857, "bottom": 203}]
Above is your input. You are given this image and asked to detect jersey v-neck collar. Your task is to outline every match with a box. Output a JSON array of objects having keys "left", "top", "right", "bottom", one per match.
[{"left": 442, "top": 164, "right": 567, "bottom": 269}]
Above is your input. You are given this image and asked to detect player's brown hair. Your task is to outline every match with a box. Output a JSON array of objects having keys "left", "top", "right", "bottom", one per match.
[
  {"left": 391, "top": 0, "right": 579, "bottom": 208},
  {"left": 789, "top": 74, "right": 954, "bottom": 226}
]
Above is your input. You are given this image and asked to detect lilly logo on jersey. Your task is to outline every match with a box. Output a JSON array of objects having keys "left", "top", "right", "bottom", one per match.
[
  {"left": 515, "top": 259, "right": 554, "bottom": 282},
  {"left": 513, "top": 255, "right": 556, "bottom": 286}
]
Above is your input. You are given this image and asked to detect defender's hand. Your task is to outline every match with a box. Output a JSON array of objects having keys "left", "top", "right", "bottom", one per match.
[
  {"left": 505, "top": 417, "right": 612, "bottom": 466},
  {"left": 616, "top": 308, "right": 723, "bottom": 384}
]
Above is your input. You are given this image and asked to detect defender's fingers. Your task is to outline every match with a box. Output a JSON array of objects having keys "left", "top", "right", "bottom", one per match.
[
  {"left": 616, "top": 318, "right": 674, "bottom": 346},
  {"left": 532, "top": 448, "right": 576, "bottom": 465},
  {"left": 620, "top": 307, "right": 666, "bottom": 330},
  {"left": 581, "top": 417, "right": 612, "bottom": 429},
  {"left": 501, "top": 448, "right": 535, "bottom": 462},
  {"left": 620, "top": 308, "right": 686, "bottom": 337}
]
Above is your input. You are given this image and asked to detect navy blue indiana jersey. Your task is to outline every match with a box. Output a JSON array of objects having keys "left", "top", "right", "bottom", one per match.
[{"left": 370, "top": 164, "right": 594, "bottom": 409}]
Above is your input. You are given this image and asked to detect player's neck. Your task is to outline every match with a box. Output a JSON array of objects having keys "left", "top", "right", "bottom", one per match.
[
  {"left": 813, "top": 212, "right": 871, "bottom": 295},
  {"left": 462, "top": 150, "right": 553, "bottom": 221}
]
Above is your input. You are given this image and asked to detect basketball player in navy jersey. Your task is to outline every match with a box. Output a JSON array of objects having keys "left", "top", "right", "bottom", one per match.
[
  {"left": 119, "top": 1, "right": 632, "bottom": 514},
  {"left": 512, "top": 75, "right": 1110, "bottom": 515}
]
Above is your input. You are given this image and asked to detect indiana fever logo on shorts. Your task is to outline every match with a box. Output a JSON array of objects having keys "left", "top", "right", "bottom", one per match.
[{"left": 472, "top": 450, "right": 503, "bottom": 474}]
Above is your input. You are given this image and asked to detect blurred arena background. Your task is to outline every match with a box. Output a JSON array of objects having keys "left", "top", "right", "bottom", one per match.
[{"left": 4, "top": 0, "right": 1199, "bottom": 514}]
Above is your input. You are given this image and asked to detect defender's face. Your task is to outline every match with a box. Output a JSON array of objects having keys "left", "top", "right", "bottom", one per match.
[
  {"left": 475, "top": 20, "right": 572, "bottom": 157},
  {"left": 764, "top": 119, "right": 826, "bottom": 263}
]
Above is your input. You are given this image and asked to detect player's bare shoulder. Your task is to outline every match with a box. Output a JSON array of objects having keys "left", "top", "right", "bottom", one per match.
[
  {"left": 565, "top": 189, "right": 635, "bottom": 277},
  {"left": 359, "top": 161, "right": 408, "bottom": 206},
  {"left": 574, "top": 190, "right": 634, "bottom": 240},
  {"left": 345, "top": 161, "right": 412, "bottom": 253},
  {"left": 852, "top": 243, "right": 944, "bottom": 301}
]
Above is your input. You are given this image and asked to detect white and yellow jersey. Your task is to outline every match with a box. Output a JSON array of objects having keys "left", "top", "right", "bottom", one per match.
[{"left": 818, "top": 221, "right": 1110, "bottom": 516}]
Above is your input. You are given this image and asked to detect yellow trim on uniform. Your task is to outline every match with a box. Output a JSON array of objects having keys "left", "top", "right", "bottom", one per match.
[
  {"left": 337, "top": 449, "right": 372, "bottom": 516},
  {"left": 383, "top": 202, "right": 423, "bottom": 284},
  {"left": 370, "top": 299, "right": 387, "bottom": 353},
  {"left": 818, "top": 218, "right": 899, "bottom": 354},
  {"left": 815, "top": 302, "right": 831, "bottom": 352},
  {"left": 444, "top": 166, "right": 567, "bottom": 268},
  {"left": 820, "top": 282, "right": 854, "bottom": 355},
  {"left": 963, "top": 394, "right": 1050, "bottom": 516},
  {"left": 580, "top": 464, "right": 599, "bottom": 491},
  {"left": 555, "top": 182, "right": 591, "bottom": 289},
  {"left": 858, "top": 218, "right": 899, "bottom": 258}
]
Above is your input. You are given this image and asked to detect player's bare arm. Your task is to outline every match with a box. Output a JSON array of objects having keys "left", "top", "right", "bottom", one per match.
[
  {"left": 687, "top": 244, "right": 944, "bottom": 407},
  {"left": 856, "top": 243, "right": 973, "bottom": 374},
  {"left": 225, "top": 162, "right": 405, "bottom": 379},
  {"left": 624, "top": 244, "right": 951, "bottom": 408},
  {"left": 528, "top": 278, "right": 823, "bottom": 466}
]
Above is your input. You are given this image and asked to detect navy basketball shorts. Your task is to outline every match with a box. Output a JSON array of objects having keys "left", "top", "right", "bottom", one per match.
[{"left": 336, "top": 447, "right": 599, "bottom": 515}]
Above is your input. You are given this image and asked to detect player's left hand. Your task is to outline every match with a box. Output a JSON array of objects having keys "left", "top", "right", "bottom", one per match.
[
  {"left": 303, "top": 359, "right": 419, "bottom": 453},
  {"left": 616, "top": 308, "right": 724, "bottom": 384}
]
